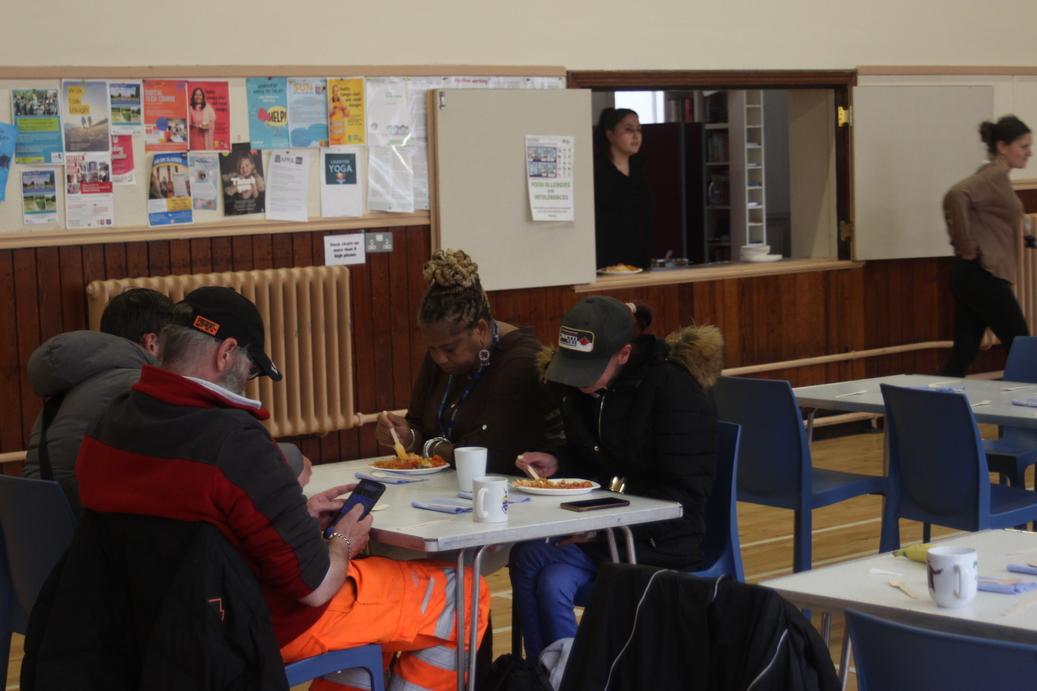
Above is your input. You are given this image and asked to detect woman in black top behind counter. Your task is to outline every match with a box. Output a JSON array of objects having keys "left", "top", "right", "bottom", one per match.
[{"left": 594, "top": 107, "right": 653, "bottom": 270}]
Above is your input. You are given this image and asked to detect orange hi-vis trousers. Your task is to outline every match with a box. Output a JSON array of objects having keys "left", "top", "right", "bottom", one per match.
[{"left": 281, "top": 556, "right": 490, "bottom": 691}]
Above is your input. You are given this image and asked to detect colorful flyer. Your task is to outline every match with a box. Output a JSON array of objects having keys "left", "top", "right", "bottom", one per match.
[
  {"left": 110, "top": 134, "right": 135, "bottom": 184},
  {"left": 143, "top": 79, "right": 188, "bottom": 152},
  {"left": 108, "top": 81, "right": 143, "bottom": 134},
  {"left": 320, "top": 146, "right": 365, "bottom": 217},
  {"left": 186, "top": 81, "right": 230, "bottom": 151},
  {"left": 189, "top": 152, "right": 219, "bottom": 210},
  {"left": 220, "top": 143, "right": 265, "bottom": 216},
  {"left": 525, "top": 135, "right": 575, "bottom": 222},
  {"left": 60, "top": 80, "right": 111, "bottom": 153},
  {"left": 21, "top": 169, "right": 58, "bottom": 225},
  {"left": 12, "top": 88, "right": 63, "bottom": 164},
  {"left": 246, "top": 77, "right": 289, "bottom": 150},
  {"left": 327, "top": 78, "right": 365, "bottom": 145},
  {"left": 365, "top": 77, "right": 411, "bottom": 147},
  {"left": 148, "top": 152, "right": 194, "bottom": 227},
  {"left": 64, "top": 152, "right": 114, "bottom": 229},
  {"left": 287, "top": 77, "right": 328, "bottom": 148},
  {"left": 0, "top": 122, "right": 15, "bottom": 201}
]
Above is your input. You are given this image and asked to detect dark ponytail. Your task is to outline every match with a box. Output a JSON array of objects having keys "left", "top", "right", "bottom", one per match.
[{"left": 979, "top": 115, "right": 1031, "bottom": 156}]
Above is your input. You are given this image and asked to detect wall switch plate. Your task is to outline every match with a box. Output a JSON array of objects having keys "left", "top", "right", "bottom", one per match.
[{"left": 365, "top": 231, "right": 393, "bottom": 253}]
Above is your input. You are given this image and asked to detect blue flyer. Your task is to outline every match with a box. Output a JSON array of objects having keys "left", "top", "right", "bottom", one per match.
[
  {"left": 287, "top": 77, "right": 329, "bottom": 148},
  {"left": 12, "top": 88, "right": 64, "bottom": 164},
  {"left": 147, "top": 152, "right": 194, "bottom": 226},
  {"left": 0, "top": 122, "right": 16, "bottom": 202},
  {"left": 246, "top": 77, "right": 289, "bottom": 150}
]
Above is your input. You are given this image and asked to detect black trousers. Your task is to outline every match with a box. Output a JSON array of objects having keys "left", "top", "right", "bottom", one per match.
[{"left": 943, "top": 258, "right": 1029, "bottom": 376}]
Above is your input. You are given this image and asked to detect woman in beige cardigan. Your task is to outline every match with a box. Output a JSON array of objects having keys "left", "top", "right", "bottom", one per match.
[{"left": 942, "top": 115, "right": 1032, "bottom": 376}]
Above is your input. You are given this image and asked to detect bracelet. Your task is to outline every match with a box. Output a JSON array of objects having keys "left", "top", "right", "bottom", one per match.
[
  {"left": 327, "top": 531, "right": 352, "bottom": 559},
  {"left": 422, "top": 436, "right": 449, "bottom": 457}
]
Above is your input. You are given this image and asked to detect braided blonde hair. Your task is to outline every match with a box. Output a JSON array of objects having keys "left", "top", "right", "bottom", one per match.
[{"left": 418, "top": 249, "right": 492, "bottom": 331}]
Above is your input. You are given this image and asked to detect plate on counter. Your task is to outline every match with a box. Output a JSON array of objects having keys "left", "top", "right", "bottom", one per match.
[{"left": 597, "top": 265, "right": 643, "bottom": 275}]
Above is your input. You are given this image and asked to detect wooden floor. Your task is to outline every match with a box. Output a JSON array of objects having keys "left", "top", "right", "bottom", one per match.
[{"left": 3, "top": 424, "right": 993, "bottom": 690}]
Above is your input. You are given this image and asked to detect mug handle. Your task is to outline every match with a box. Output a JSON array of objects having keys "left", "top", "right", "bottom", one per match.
[
  {"left": 476, "top": 487, "right": 487, "bottom": 519},
  {"left": 955, "top": 564, "right": 963, "bottom": 598}
]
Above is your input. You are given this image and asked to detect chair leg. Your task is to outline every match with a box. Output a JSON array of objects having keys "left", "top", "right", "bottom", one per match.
[
  {"left": 793, "top": 509, "right": 812, "bottom": 573},
  {"left": 879, "top": 500, "right": 900, "bottom": 553},
  {"left": 922, "top": 522, "right": 932, "bottom": 543}
]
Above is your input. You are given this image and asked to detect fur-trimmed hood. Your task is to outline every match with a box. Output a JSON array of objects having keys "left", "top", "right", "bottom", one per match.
[{"left": 536, "top": 324, "right": 725, "bottom": 391}]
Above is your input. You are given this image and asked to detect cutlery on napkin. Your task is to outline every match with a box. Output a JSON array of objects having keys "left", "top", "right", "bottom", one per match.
[{"left": 411, "top": 498, "right": 473, "bottom": 514}]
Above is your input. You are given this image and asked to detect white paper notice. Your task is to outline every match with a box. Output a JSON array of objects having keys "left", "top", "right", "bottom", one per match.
[
  {"left": 368, "top": 145, "right": 414, "bottom": 213},
  {"left": 525, "top": 135, "right": 575, "bottom": 222},
  {"left": 266, "top": 149, "right": 311, "bottom": 222},
  {"left": 320, "top": 146, "right": 365, "bottom": 217},
  {"left": 64, "top": 151, "right": 115, "bottom": 228},
  {"left": 189, "top": 152, "right": 219, "bottom": 210},
  {"left": 324, "top": 232, "right": 366, "bottom": 266},
  {"left": 366, "top": 77, "right": 411, "bottom": 147}
]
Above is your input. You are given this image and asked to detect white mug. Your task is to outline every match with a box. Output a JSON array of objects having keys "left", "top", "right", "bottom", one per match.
[
  {"left": 454, "top": 446, "right": 488, "bottom": 492},
  {"left": 927, "top": 546, "right": 978, "bottom": 608},
  {"left": 473, "top": 476, "right": 508, "bottom": 523}
]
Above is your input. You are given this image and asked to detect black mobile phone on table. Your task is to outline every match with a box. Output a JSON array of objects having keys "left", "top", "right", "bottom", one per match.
[
  {"left": 559, "top": 497, "right": 631, "bottom": 512},
  {"left": 323, "top": 479, "right": 386, "bottom": 539}
]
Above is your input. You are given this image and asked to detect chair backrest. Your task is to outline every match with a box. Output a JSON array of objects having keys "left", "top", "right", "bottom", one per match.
[
  {"left": 1004, "top": 336, "right": 1037, "bottom": 383},
  {"left": 0, "top": 475, "right": 76, "bottom": 633},
  {"left": 880, "top": 384, "right": 988, "bottom": 527},
  {"left": 712, "top": 376, "right": 808, "bottom": 501},
  {"left": 693, "top": 421, "right": 745, "bottom": 581},
  {"left": 846, "top": 608, "right": 1037, "bottom": 690}
]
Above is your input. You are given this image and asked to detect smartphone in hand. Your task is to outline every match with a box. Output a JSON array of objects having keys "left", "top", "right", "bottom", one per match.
[{"left": 323, "top": 479, "right": 386, "bottom": 539}]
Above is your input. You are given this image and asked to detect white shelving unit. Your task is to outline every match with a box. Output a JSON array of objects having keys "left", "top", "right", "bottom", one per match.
[{"left": 729, "top": 90, "right": 768, "bottom": 250}]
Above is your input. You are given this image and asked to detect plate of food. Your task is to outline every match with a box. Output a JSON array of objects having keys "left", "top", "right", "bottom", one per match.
[
  {"left": 511, "top": 478, "right": 601, "bottom": 496},
  {"left": 370, "top": 454, "right": 450, "bottom": 475},
  {"left": 597, "top": 263, "right": 643, "bottom": 275}
]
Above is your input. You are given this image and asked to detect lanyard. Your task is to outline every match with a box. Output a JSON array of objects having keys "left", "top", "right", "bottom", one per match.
[{"left": 437, "top": 321, "right": 499, "bottom": 441}]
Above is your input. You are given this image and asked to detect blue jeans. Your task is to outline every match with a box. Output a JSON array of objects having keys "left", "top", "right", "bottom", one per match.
[{"left": 509, "top": 539, "right": 599, "bottom": 661}]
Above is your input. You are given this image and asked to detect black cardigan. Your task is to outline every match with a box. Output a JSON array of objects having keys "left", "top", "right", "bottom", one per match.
[{"left": 594, "top": 156, "right": 653, "bottom": 269}]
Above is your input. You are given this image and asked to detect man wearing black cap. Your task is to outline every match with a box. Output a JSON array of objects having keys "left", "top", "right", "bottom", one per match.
[{"left": 76, "top": 286, "right": 487, "bottom": 690}]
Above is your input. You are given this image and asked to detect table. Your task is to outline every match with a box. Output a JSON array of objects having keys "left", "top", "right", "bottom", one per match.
[
  {"left": 762, "top": 530, "right": 1037, "bottom": 687},
  {"left": 794, "top": 374, "right": 1037, "bottom": 432},
  {"left": 308, "top": 459, "right": 683, "bottom": 691}
]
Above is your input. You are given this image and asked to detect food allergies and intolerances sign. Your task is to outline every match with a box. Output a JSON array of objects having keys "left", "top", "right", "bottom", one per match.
[{"left": 525, "top": 134, "right": 574, "bottom": 222}]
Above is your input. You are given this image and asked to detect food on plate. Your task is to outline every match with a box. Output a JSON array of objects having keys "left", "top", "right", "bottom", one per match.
[
  {"left": 512, "top": 478, "right": 594, "bottom": 490},
  {"left": 600, "top": 263, "right": 641, "bottom": 273},
  {"left": 372, "top": 454, "right": 447, "bottom": 470}
]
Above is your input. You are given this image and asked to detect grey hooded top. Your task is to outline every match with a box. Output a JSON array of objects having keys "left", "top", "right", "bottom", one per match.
[{"left": 23, "top": 330, "right": 154, "bottom": 515}]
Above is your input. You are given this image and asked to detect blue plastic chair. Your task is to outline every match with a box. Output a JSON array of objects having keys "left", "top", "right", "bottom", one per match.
[
  {"left": 878, "top": 384, "right": 1037, "bottom": 552},
  {"left": 686, "top": 420, "right": 745, "bottom": 582},
  {"left": 0, "top": 475, "right": 76, "bottom": 685},
  {"left": 845, "top": 608, "right": 1037, "bottom": 690},
  {"left": 986, "top": 336, "right": 1037, "bottom": 487},
  {"left": 284, "top": 644, "right": 386, "bottom": 689},
  {"left": 712, "top": 376, "right": 887, "bottom": 572}
]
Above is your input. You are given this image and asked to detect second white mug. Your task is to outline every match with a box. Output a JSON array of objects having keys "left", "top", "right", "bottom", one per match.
[
  {"left": 473, "top": 476, "right": 508, "bottom": 523},
  {"left": 927, "top": 546, "right": 978, "bottom": 608},
  {"left": 454, "top": 446, "right": 488, "bottom": 492}
]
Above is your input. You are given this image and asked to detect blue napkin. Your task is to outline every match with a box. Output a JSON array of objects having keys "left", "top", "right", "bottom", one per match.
[
  {"left": 920, "top": 383, "right": 965, "bottom": 393},
  {"left": 355, "top": 471, "right": 427, "bottom": 485},
  {"left": 457, "top": 491, "right": 530, "bottom": 504},
  {"left": 1006, "top": 563, "right": 1037, "bottom": 575},
  {"left": 411, "top": 498, "right": 473, "bottom": 514},
  {"left": 978, "top": 577, "right": 1037, "bottom": 594},
  {"left": 1011, "top": 397, "right": 1037, "bottom": 408}
]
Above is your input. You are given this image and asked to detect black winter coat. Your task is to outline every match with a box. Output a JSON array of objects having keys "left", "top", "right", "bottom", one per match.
[
  {"left": 22, "top": 512, "right": 289, "bottom": 691},
  {"left": 551, "top": 330, "right": 720, "bottom": 569}
]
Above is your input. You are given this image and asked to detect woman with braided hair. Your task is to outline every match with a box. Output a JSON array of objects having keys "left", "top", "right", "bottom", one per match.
[{"left": 376, "top": 249, "right": 562, "bottom": 474}]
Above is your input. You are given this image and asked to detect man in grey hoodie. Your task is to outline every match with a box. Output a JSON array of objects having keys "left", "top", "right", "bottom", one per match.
[{"left": 23, "top": 288, "right": 175, "bottom": 515}]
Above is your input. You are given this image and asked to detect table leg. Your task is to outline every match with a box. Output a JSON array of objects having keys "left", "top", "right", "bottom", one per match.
[
  {"left": 455, "top": 549, "right": 467, "bottom": 691},
  {"left": 605, "top": 528, "right": 620, "bottom": 563},
  {"left": 619, "top": 526, "right": 637, "bottom": 564},
  {"left": 821, "top": 611, "right": 831, "bottom": 647},
  {"left": 468, "top": 545, "right": 489, "bottom": 691},
  {"left": 806, "top": 408, "right": 817, "bottom": 445},
  {"left": 838, "top": 626, "right": 852, "bottom": 691}
]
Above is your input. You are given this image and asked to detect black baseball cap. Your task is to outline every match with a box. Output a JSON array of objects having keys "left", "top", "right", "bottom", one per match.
[
  {"left": 179, "top": 286, "right": 282, "bottom": 381},
  {"left": 544, "top": 296, "right": 634, "bottom": 388}
]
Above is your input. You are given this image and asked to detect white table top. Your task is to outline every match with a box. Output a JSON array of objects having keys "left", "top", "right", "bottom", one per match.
[
  {"left": 794, "top": 374, "right": 1037, "bottom": 429},
  {"left": 762, "top": 530, "right": 1037, "bottom": 644},
  {"left": 307, "top": 458, "right": 683, "bottom": 553}
]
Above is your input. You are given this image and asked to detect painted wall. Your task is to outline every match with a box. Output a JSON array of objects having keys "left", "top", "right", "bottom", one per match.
[{"left": 4, "top": 1, "right": 1036, "bottom": 69}]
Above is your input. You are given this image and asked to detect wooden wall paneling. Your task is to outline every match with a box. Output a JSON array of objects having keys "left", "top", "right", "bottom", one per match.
[
  {"left": 347, "top": 253, "right": 378, "bottom": 459},
  {"left": 169, "top": 239, "right": 191, "bottom": 275},
  {"left": 13, "top": 249, "right": 42, "bottom": 444},
  {"left": 366, "top": 252, "right": 395, "bottom": 415},
  {"left": 0, "top": 251, "right": 24, "bottom": 454},
  {"left": 36, "top": 247, "right": 63, "bottom": 341},
  {"left": 271, "top": 233, "right": 294, "bottom": 268},
  {"left": 58, "top": 245, "right": 87, "bottom": 332},
  {"left": 231, "top": 235, "right": 254, "bottom": 271},
  {"left": 291, "top": 233, "right": 314, "bottom": 268},
  {"left": 252, "top": 234, "right": 273, "bottom": 270},
  {"left": 387, "top": 230, "right": 416, "bottom": 410},
  {"left": 210, "top": 236, "right": 234, "bottom": 273},
  {"left": 189, "top": 238, "right": 213, "bottom": 274},
  {"left": 126, "top": 242, "right": 149, "bottom": 279},
  {"left": 405, "top": 225, "right": 431, "bottom": 380},
  {"left": 103, "top": 243, "right": 128, "bottom": 279},
  {"left": 147, "top": 240, "right": 171, "bottom": 277}
]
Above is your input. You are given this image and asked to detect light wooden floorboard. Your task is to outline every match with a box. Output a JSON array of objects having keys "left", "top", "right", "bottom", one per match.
[{"left": 5, "top": 424, "right": 1020, "bottom": 690}]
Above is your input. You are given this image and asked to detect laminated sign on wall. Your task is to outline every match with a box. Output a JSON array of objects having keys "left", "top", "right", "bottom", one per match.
[{"left": 525, "top": 134, "right": 574, "bottom": 222}]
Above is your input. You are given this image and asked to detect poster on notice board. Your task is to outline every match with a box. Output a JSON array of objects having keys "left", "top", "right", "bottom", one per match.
[
  {"left": 287, "top": 77, "right": 328, "bottom": 148},
  {"left": 148, "top": 152, "right": 194, "bottom": 227},
  {"left": 220, "top": 143, "right": 265, "bottom": 216},
  {"left": 21, "top": 169, "right": 58, "bottom": 225},
  {"left": 186, "top": 81, "right": 230, "bottom": 151},
  {"left": 64, "top": 151, "right": 114, "bottom": 228},
  {"left": 12, "top": 88, "right": 63, "bottom": 164},
  {"left": 60, "top": 81, "right": 111, "bottom": 153},
  {"left": 246, "top": 77, "right": 289, "bottom": 150},
  {"left": 143, "top": 80, "right": 188, "bottom": 152}
]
